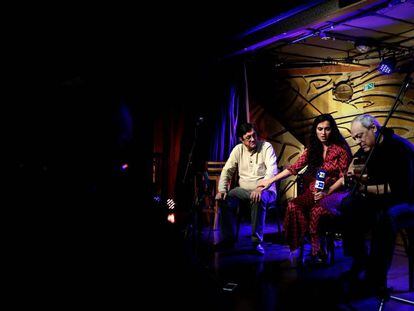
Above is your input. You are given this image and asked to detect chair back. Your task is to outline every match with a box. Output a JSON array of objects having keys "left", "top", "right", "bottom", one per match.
[{"left": 206, "top": 161, "right": 227, "bottom": 230}]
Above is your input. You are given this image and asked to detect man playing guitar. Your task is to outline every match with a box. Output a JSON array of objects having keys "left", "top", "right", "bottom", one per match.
[{"left": 340, "top": 114, "right": 414, "bottom": 297}]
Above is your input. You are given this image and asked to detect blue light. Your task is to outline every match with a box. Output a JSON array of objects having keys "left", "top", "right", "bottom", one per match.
[{"left": 378, "top": 57, "right": 396, "bottom": 75}]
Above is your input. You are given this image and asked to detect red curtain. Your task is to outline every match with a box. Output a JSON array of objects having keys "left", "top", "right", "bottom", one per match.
[{"left": 153, "top": 106, "right": 185, "bottom": 201}]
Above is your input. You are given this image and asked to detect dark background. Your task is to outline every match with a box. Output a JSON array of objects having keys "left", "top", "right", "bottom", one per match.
[{"left": 5, "top": 2, "right": 312, "bottom": 307}]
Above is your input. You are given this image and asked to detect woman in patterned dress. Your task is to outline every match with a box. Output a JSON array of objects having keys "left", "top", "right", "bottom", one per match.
[{"left": 258, "top": 114, "right": 352, "bottom": 262}]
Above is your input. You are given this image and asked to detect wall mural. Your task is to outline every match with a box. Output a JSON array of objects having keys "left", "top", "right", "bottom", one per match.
[{"left": 249, "top": 63, "right": 414, "bottom": 204}]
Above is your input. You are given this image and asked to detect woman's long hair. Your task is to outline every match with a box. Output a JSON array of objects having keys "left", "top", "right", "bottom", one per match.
[{"left": 307, "top": 114, "right": 351, "bottom": 173}]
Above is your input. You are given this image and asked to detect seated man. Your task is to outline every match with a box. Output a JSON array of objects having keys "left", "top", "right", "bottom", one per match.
[
  {"left": 215, "top": 123, "right": 278, "bottom": 255},
  {"left": 341, "top": 114, "right": 414, "bottom": 295}
]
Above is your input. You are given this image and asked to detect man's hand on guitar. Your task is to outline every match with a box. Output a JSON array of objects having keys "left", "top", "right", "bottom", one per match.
[{"left": 347, "top": 157, "right": 368, "bottom": 184}]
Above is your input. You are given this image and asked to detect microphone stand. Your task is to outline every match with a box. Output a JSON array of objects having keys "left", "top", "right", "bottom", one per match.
[
  {"left": 182, "top": 120, "right": 202, "bottom": 242},
  {"left": 182, "top": 125, "right": 199, "bottom": 185},
  {"left": 351, "top": 65, "right": 413, "bottom": 196}
]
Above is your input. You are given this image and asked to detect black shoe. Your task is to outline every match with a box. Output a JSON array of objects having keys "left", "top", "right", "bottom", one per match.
[
  {"left": 375, "top": 285, "right": 391, "bottom": 299},
  {"left": 213, "top": 240, "right": 235, "bottom": 252}
]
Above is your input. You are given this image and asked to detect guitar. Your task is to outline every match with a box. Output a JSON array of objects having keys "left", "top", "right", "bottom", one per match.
[{"left": 344, "top": 157, "right": 389, "bottom": 196}]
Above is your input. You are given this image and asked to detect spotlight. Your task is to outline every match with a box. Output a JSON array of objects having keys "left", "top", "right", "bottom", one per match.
[
  {"left": 120, "top": 163, "right": 129, "bottom": 172},
  {"left": 355, "top": 43, "right": 370, "bottom": 53},
  {"left": 166, "top": 198, "right": 175, "bottom": 210},
  {"left": 167, "top": 213, "right": 175, "bottom": 224},
  {"left": 378, "top": 57, "right": 396, "bottom": 74}
]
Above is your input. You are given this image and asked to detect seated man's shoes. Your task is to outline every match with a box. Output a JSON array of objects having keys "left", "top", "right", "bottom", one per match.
[
  {"left": 213, "top": 239, "right": 235, "bottom": 252},
  {"left": 254, "top": 244, "right": 265, "bottom": 255}
]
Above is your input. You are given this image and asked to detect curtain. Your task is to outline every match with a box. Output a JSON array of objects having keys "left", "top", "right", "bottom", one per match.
[{"left": 209, "top": 64, "right": 249, "bottom": 161}]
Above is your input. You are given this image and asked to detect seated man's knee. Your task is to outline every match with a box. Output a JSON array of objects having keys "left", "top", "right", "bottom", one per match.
[
  {"left": 388, "top": 203, "right": 414, "bottom": 218},
  {"left": 387, "top": 203, "right": 414, "bottom": 230},
  {"left": 223, "top": 195, "right": 240, "bottom": 210}
]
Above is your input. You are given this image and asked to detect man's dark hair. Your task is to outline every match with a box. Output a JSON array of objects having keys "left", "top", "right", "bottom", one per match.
[{"left": 237, "top": 123, "right": 255, "bottom": 138}]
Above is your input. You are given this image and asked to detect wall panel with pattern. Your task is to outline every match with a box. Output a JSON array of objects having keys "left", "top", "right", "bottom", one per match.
[{"left": 249, "top": 63, "right": 414, "bottom": 203}]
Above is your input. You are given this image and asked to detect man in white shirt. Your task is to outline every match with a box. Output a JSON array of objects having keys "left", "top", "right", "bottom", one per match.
[{"left": 215, "top": 123, "right": 278, "bottom": 254}]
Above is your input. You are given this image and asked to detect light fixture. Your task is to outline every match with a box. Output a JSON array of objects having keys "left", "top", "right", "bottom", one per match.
[
  {"left": 355, "top": 39, "right": 371, "bottom": 53},
  {"left": 378, "top": 57, "right": 396, "bottom": 74},
  {"left": 320, "top": 31, "right": 331, "bottom": 40},
  {"left": 356, "top": 43, "right": 370, "bottom": 53}
]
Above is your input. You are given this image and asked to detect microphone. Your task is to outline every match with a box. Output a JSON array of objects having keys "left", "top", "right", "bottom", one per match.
[{"left": 315, "top": 168, "right": 327, "bottom": 191}]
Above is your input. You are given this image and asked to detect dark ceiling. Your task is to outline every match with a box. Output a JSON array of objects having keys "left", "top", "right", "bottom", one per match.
[{"left": 227, "top": 0, "right": 414, "bottom": 68}]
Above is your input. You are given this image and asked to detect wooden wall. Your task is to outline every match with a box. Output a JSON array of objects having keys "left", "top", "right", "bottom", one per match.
[{"left": 249, "top": 63, "right": 414, "bottom": 204}]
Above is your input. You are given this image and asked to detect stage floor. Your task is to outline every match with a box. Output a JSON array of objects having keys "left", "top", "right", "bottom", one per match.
[{"left": 162, "top": 215, "right": 414, "bottom": 311}]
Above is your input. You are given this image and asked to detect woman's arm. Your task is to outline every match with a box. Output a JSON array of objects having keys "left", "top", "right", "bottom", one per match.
[
  {"left": 314, "top": 145, "right": 351, "bottom": 201},
  {"left": 326, "top": 177, "right": 344, "bottom": 195},
  {"left": 258, "top": 148, "right": 308, "bottom": 189},
  {"left": 257, "top": 168, "right": 292, "bottom": 189},
  {"left": 314, "top": 176, "right": 345, "bottom": 201}
]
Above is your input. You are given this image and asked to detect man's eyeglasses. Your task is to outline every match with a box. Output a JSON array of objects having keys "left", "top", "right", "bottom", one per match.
[
  {"left": 242, "top": 134, "right": 257, "bottom": 141},
  {"left": 352, "top": 128, "right": 370, "bottom": 141}
]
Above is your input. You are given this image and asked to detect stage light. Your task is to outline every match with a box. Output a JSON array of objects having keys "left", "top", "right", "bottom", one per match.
[
  {"left": 378, "top": 57, "right": 396, "bottom": 74},
  {"left": 120, "top": 163, "right": 129, "bottom": 172},
  {"left": 167, "top": 213, "right": 175, "bottom": 224},
  {"left": 166, "top": 198, "right": 175, "bottom": 210},
  {"left": 355, "top": 42, "right": 370, "bottom": 53}
]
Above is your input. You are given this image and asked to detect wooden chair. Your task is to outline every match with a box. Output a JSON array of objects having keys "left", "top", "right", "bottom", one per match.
[
  {"left": 206, "top": 161, "right": 227, "bottom": 230},
  {"left": 192, "top": 161, "right": 226, "bottom": 231}
]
